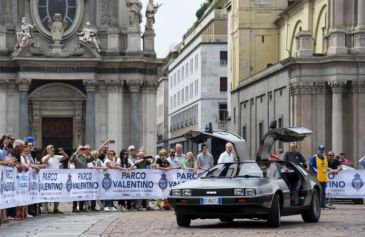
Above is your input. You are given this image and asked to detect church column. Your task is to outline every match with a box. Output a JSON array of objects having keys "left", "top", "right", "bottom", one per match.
[
  {"left": 127, "top": 80, "right": 143, "bottom": 148},
  {"left": 84, "top": 79, "right": 96, "bottom": 149},
  {"left": 353, "top": 0, "right": 365, "bottom": 53},
  {"left": 329, "top": 81, "right": 346, "bottom": 154},
  {"left": 0, "top": 80, "right": 8, "bottom": 135},
  {"left": 358, "top": 0, "right": 365, "bottom": 27},
  {"left": 327, "top": 0, "right": 347, "bottom": 55},
  {"left": 289, "top": 81, "right": 315, "bottom": 158},
  {"left": 17, "top": 79, "right": 31, "bottom": 139},
  {"left": 107, "top": 80, "right": 120, "bottom": 152},
  {"left": 143, "top": 81, "right": 159, "bottom": 154},
  {"left": 352, "top": 81, "right": 365, "bottom": 165},
  {"left": 30, "top": 100, "right": 41, "bottom": 148}
]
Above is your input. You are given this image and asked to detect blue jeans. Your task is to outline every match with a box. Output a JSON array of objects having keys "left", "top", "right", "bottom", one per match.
[{"left": 320, "top": 182, "right": 327, "bottom": 208}]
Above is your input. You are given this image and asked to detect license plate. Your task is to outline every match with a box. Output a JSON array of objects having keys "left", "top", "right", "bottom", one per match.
[{"left": 200, "top": 197, "right": 222, "bottom": 205}]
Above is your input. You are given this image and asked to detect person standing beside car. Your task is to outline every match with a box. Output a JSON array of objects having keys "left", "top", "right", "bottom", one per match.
[
  {"left": 218, "top": 143, "right": 235, "bottom": 164},
  {"left": 326, "top": 151, "right": 342, "bottom": 209},
  {"left": 339, "top": 153, "right": 350, "bottom": 166},
  {"left": 196, "top": 144, "right": 214, "bottom": 170},
  {"left": 283, "top": 142, "right": 307, "bottom": 169},
  {"left": 309, "top": 145, "right": 334, "bottom": 209}
]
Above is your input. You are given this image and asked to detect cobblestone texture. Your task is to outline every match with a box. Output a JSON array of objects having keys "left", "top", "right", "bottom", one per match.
[{"left": 1, "top": 204, "right": 364, "bottom": 237}]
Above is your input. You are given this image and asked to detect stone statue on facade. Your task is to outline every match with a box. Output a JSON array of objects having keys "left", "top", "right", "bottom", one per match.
[
  {"left": 15, "top": 17, "right": 38, "bottom": 50},
  {"left": 126, "top": 0, "right": 142, "bottom": 28},
  {"left": 48, "top": 13, "right": 68, "bottom": 45},
  {"left": 77, "top": 21, "right": 102, "bottom": 53},
  {"left": 145, "top": 0, "right": 162, "bottom": 29}
]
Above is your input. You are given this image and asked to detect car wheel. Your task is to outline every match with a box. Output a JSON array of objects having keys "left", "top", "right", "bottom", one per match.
[
  {"left": 176, "top": 214, "right": 191, "bottom": 227},
  {"left": 219, "top": 217, "right": 234, "bottom": 222},
  {"left": 267, "top": 193, "right": 281, "bottom": 227},
  {"left": 301, "top": 190, "right": 320, "bottom": 223}
]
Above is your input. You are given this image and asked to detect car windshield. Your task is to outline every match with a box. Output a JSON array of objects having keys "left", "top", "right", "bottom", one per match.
[{"left": 204, "top": 162, "right": 264, "bottom": 178}]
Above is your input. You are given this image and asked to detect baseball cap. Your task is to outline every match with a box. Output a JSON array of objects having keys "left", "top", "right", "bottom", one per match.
[{"left": 317, "top": 144, "right": 325, "bottom": 150}]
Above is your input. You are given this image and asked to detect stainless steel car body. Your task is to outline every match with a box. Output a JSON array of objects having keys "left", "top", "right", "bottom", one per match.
[{"left": 169, "top": 126, "right": 322, "bottom": 227}]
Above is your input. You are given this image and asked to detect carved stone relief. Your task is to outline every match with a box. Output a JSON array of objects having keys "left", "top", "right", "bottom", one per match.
[
  {"left": 328, "top": 80, "right": 347, "bottom": 94},
  {"left": 101, "top": 0, "right": 112, "bottom": 27},
  {"left": 3, "top": 0, "right": 13, "bottom": 24}
]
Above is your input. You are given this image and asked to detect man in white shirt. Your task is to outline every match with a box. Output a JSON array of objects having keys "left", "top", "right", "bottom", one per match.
[
  {"left": 175, "top": 143, "right": 185, "bottom": 165},
  {"left": 167, "top": 148, "right": 181, "bottom": 168},
  {"left": 42, "top": 144, "right": 69, "bottom": 213},
  {"left": 218, "top": 142, "right": 235, "bottom": 164}
]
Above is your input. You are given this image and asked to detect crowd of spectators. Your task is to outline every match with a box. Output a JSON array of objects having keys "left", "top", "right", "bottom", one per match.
[
  {"left": 1, "top": 133, "right": 364, "bottom": 225},
  {"left": 0, "top": 134, "right": 216, "bottom": 224}
]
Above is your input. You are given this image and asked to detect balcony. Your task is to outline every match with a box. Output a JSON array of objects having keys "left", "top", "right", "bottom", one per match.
[{"left": 200, "top": 35, "right": 227, "bottom": 43}]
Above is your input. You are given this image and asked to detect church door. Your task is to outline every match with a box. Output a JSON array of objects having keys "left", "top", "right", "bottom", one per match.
[{"left": 42, "top": 118, "right": 73, "bottom": 166}]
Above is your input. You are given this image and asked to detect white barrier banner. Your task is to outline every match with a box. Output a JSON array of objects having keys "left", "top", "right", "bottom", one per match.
[
  {"left": 0, "top": 167, "right": 18, "bottom": 208},
  {"left": 326, "top": 170, "right": 365, "bottom": 198},
  {"left": 0, "top": 167, "right": 204, "bottom": 208}
]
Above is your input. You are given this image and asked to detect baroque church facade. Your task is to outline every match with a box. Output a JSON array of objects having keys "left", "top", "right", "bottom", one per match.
[
  {"left": 0, "top": 0, "right": 162, "bottom": 154},
  {"left": 228, "top": 0, "right": 365, "bottom": 164}
]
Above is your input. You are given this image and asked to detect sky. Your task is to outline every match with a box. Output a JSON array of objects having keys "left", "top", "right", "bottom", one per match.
[{"left": 141, "top": 0, "right": 206, "bottom": 58}]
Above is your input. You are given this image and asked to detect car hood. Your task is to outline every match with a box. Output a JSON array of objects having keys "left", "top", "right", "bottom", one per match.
[
  {"left": 256, "top": 127, "right": 312, "bottom": 161},
  {"left": 184, "top": 130, "right": 251, "bottom": 161},
  {"left": 172, "top": 177, "right": 270, "bottom": 190}
]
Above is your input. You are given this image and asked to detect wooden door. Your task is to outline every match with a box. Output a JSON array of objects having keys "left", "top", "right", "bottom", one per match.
[{"left": 42, "top": 118, "right": 73, "bottom": 166}]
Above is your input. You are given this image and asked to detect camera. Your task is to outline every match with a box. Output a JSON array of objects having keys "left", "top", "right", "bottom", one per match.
[{"left": 79, "top": 147, "right": 87, "bottom": 152}]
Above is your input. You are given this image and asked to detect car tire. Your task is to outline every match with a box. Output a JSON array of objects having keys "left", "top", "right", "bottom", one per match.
[
  {"left": 176, "top": 214, "right": 191, "bottom": 227},
  {"left": 219, "top": 217, "right": 234, "bottom": 222},
  {"left": 267, "top": 193, "right": 281, "bottom": 227},
  {"left": 301, "top": 189, "right": 321, "bottom": 223}
]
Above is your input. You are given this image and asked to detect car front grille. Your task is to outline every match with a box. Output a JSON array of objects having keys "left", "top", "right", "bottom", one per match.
[{"left": 192, "top": 189, "right": 234, "bottom": 196}]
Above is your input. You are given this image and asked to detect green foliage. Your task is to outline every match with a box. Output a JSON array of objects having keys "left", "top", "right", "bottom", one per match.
[{"left": 195, "top": 0, "right": 214, "bottom": 20}]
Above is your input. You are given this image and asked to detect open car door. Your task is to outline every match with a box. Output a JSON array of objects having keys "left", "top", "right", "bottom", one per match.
[
  {"left": 184, "top": 130, "right": 251, "bottom": 161},
  {"left": 256, "top": 127, "right": 312, "bottom": 161}
]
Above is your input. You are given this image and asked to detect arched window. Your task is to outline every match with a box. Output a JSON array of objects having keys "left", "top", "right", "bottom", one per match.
[
  {"left": 31, "top": 0, "right": 84, "bottom": 40},
  {"left": 38, "top": 0, "right": 77, "bottom": 31}
]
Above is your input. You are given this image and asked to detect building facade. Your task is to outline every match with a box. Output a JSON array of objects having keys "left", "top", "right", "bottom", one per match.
[
  {"left": 230, "top": 0, "right": 365, "bottom": 165},
  {"left": 0, "top": 0, "right": 162, "bottom": 155},
  {"left": 167, "top": 2, "right": 229, "bottom": 154}
]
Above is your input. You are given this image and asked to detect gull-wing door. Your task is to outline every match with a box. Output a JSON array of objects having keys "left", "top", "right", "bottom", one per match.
[
  {"left": 184, "top": 130, "right": 251, "bottom": 161},
  {"left": 256, "top": 127, "right": 312, "bottom": 161}
]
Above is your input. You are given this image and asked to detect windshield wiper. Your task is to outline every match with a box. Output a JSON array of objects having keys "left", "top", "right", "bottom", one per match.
[
  {"left": 237, "top": 175, "right": 261, "bottom": 178},
  {"left": 202, "top": 176, "right": 232, "bottom": 179}
]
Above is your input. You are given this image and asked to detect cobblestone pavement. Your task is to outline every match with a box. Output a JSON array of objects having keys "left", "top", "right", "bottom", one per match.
[{"left": 1, "top": 204, "right": 364, "bottom": 237}]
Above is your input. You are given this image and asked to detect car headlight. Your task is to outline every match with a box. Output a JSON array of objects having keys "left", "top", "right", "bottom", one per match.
[
  {"left": 234, "top": 188, "right": 245, "bottom": 196},
  {"left": 182, "top": 189, "right": 192, "bottom": 196},
  {"left": 245, "top": 188, "right": 256, "bottom": 196},
  {"left": 171, "top": 189, "right": 181, "bottom": 196}
]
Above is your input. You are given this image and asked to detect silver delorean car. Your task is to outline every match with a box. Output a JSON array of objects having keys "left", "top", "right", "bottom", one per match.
[{"left": 168, "top": 125, "right": 321, "bottom": 227}]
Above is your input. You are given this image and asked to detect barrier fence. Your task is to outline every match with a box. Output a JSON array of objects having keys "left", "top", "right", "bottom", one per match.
[
  {"left": 0, "top": 167, "right": 204, "bottom": 209},
  {"left": 0, "top": 167, "right": 364, "bottom": 209}
]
